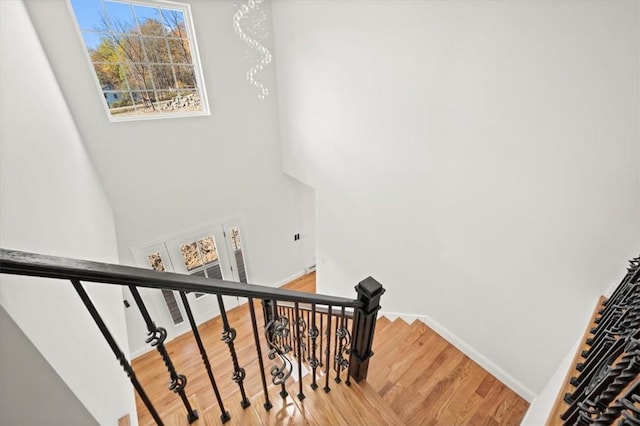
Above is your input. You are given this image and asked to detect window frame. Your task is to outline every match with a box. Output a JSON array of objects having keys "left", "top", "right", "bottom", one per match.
[{"left": 67, "top": 0, "right": 210, "bottom": 122}]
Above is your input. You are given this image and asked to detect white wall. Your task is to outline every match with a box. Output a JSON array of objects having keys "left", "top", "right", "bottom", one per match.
[
  {"left": 24, "top": 0, "right": 315, "bottom": 354},
  {"left": 0, "top": 306, "right": 99, "bottom": 426},
  {"left": 272, "top": 0, "right": 640, "bottom": 400},
  {"left": 0, "top": 1, "right": 136, "bottom": 424}
]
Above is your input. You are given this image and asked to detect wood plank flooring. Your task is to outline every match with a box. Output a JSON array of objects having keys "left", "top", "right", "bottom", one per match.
[{"left": 130, "top": 273, "right": 529, "bottom": 425}]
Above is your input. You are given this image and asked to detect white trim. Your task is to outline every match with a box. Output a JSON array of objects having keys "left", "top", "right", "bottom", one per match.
[
  {"left": 379, "top": 309, "right": 537, "bottom": 403},
  {"left": 270, "top": 270, "right": 307, "bottom": 288},
  {"left": 130, "top": 344, "right": 155, "bottom": 359}
]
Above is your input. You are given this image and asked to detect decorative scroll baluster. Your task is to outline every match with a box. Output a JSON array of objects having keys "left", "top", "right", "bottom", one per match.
[
  {"left": 563, "top": 340, "right": 640, "bottom": 425},
  {"left": 309, "top": 303, "right": 319, "bottom": 390},
  {"left": 306, "top": 310, "right": 311, "bottom": 362},
  {"left": 71, "top": 280, "right": 164, "bottom": 426},
  {"left": 248, "top": 297, "right": 272, "bottom": 410},
  {"left": 265, "top": 300, "right": 293, "bottom": 399},
  {"left": 591, "top": 382, "right": 639, "bottom": 425},
  {"left": 217, "top": 295, "right": 250, "bottom": 409},
  {"left": 298, "top": 309, "right": 307, "bottom": 363},
  {"left": 319, "top": 313, "right": 324, "bottom": 367},
  {"left": 178, "top": 291, "right": 230, "bottom": 423},
  {"left": 601, "top": 258, "right": 640, "bottom": 311},
  {"left": 128, "top": 286, "right": 198, "bottom": 423},
  {"left": 294, "top": 303, "right": 305, "bottom": 401},
  {"left": 324, "top": 304, "right": 332, "bottom": 393},
  {"left": 334, "top": 306, "right": 351, "bottom": 384}
]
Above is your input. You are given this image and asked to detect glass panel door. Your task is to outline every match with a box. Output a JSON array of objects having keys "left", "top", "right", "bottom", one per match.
[
  {"left": 223, "top": 222, "right": 249, "bottom": 283},
  {"left": 165, "top": 227, "right": 237, "bottom": 323}
]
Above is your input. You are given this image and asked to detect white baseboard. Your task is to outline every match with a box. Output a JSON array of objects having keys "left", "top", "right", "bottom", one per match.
[
  {"left": 379, "top": 309, "right": 537, "bottom": 403},
  {"left": 130, "top": 345, "right": 154, "bottom": 359}
]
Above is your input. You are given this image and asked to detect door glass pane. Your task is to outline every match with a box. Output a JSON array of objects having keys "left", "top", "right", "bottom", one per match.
[
  {"left": 147, "top": 252, "right": 183, "bottom": 324},
  {"left": 148, "top": 252, "right": 165, "bottom": 271},
  {"left": 180, "top": 241, "right": 203, "bottom": 271},
  {"left": 230, "top": 227, "right": 247, "bottom": 283},
  {"left": 198, "top": 236, "right": 218, "bottom": 264}
]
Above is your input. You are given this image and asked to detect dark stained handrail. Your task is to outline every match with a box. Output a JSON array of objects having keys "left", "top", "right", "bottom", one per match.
[{"left": 0, "top": 248, "right": 361, "bottom": 308}]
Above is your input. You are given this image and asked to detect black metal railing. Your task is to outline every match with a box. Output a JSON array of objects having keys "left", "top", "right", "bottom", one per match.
[
  {"left": 558, "top": 255, "right": 640, "bottom": 425},
  {"left": 0, "top": 248, "right": 384, "bottom": 425}
]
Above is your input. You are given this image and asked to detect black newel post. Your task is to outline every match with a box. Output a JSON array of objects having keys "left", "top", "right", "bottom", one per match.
[{"left": 348, "top": 276, "right": 385, "bottom": 383}]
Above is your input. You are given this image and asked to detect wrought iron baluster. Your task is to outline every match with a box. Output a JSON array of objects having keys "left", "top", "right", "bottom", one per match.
[
  {"left": 129, "top": 286, "right": 198, "bottom": 423},
  {"left": 294, "top": 303, "right": 305, "bottom": 401},
  {"left": 602, "top": 259, "right": 640, "bottom": 311},
  {"left": 324, "top": 304, "right": 332, "bottom": 393},
  {"left": 563, "top": 341, "right": 640, "bottom": 424},
  {"left": 319, "top": 312, "right": 324, "bottom": 367},
  {"left": 309, "top": 303, "right": 319, "bottom": 390},
  {"left": 592, "top": 381, "right": 640, "bottom": 425},
  {"left": 217, "top": 294, "right": 251, "bottom": 409},
  {"left": 178, "top": 291, "right": 230, "bottom": 423},
  {"left": 333, "top": 310, "right": 339, "bottom": 381},
  {"left": 306, "top": 309, "right": 311, "bottom": 363},
  {"left": 248, "top": 297, "right": 272, "bottom": 410},
  {"left": 265, "top": 300, "right": 292, "bottom": 399},
  {"left": 334, "top": 306, "right": 351, "bottom": 385},
  {"left": 72, "top": 280, "right": 164, "bottom": 426}
]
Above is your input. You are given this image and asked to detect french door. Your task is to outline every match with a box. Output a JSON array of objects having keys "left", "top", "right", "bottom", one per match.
[{"left": 130, "top": 221, "right": 250, "bottom": 335}]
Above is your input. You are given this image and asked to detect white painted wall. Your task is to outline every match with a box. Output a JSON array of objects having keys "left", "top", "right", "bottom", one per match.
[
  {"left": 0, "top": 1, "right": 136, "bottom": 424},
  {"left": 272, "top": 0, "right": 640, "bottom": 400},
  {"left": 0, "top": 306, "right": 99, "bottom": 426},
  {"left": 24, "top": 0, "right": 315, "bottom": 354}
]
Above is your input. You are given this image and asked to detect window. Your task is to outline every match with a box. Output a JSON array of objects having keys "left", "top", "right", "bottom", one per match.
[
  {"left": 69, "top": 0, "right": 209, "bottom": 121},
  {"left": 179, "top": 236, "right": 223, "bottom": 298}
]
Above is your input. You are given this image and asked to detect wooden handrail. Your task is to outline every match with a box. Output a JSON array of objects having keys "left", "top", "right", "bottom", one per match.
[{"left": 0, "top": 248, "right": 362, "bottom": 308}]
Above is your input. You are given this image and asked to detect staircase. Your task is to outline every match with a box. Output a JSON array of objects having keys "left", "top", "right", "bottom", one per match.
[
  {"left": 131, "top": 274, "right": 529, "bottom": 425},
  {"left": 0, "top": 249, "right": 529, "bottom": 425}
]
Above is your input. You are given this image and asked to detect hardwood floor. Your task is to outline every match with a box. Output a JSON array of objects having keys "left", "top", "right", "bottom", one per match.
[{"left": 130, "top": 273, "right": 529, "bottom": 425}]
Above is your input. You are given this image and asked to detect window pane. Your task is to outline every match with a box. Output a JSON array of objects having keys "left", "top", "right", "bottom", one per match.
[
  {"left": 142, "top": 36, "right": 169, "bottom": 63},
  {"left": 150, "top": 65, "right": 174, "bottom": 90},
  {"left": 174, "top": 66, "right": 196, "bottom": 88},
  {"left": 198, "top": 236, "right": 218, "bottom": 264},
  {"left": 180, "top": 241, "right": 202, "bottom": 271},
  {"left": 70, "top": 0, "right": 103, "bottom": 31},
  {"left": 104, "top": 1, "right": 136, "bottom": 33},
  {"left": 160, "top": 9, "right": 186, "bottom": 36},
  {"left": 82, "top": 32, "right": 111, "bottom": 52},
  {"left": 167, "top": 38, "right": 191, "bottom": 64},
  {"left": 163, "top": 90, "right": 201, "bottom": 112},
  {"left": 117, "top": 35, "right": 144, "bottom": 63},
  {"left": 93, "top": 63, "right": 124, "bottom": 90},
  {"left": 134, "top": 4, "right": 163, "bottom": 30},
  {"left": 147, "top": 253, "right": 165, "bottom": 271}
]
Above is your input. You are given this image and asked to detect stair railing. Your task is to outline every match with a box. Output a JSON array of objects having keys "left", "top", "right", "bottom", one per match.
[
  {"left": 548, "top": 255, "right": 640, "bottom": 425},
  {"left": 0, "top": 248, "right": 384, "bottom": 425}
]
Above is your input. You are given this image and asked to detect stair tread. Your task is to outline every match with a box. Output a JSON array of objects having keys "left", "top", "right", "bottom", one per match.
[
  {"left": 369, "top": 318, "right": 431, "bottom": 390},
  {"left": 286, "top": 374, "right": 349, "bottom": 425},
  {"left": 371, "top": 318, "right": 411, "bottom": 354}
]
